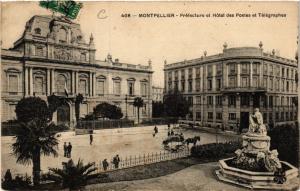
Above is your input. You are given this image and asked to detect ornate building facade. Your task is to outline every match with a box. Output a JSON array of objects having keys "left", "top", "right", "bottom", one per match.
[
  {"left": 164, "top": 43, "right": 298, "bottom": 131},
  {"left": 1, "top": 15, "right": 153, "bottom": 124}
]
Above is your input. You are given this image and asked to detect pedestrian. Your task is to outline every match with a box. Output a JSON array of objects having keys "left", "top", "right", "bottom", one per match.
[
  {"left": 90, "top": 134, "right": 93, "bottom": 145},
  {"left": 63, "top": 142, "right": 67, "bottom": 157},
  {"left": 171, "top": 130, "right": 174, "bottom": 135},
  {"left": 67, "top": 142, "right": 72, "bottom": 158},
  {"left": 168, "top": 131, "right": 170, "bottom": 136},
  {"left": 113, "top": 154, "right": 120, "bottom": 169},
  {"left": 102, "top": 159, "right": 109, "bottom": 171},
  {"left": 154, "top": 126, "right": 158, "bottom": 134}
]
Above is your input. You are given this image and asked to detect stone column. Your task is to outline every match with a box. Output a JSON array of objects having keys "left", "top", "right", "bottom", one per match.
[
  {"left": 24, "top": 67, "right": 29, "bottom": 96},
  {"left": 71, "top": 71, "right": 75, "bottom": 95},
  {"left": 29, "top": 67, "right": 33, "bottom": 95},
  {"left": 51, "top": 69, "right": 55, "bottom": 94},
  {"left": 93, "top": 72, "right": 96, "bottom": 97},
  {"left": 237, "top": 63, "right": 241, "bottom": 87},
  {"left": 192, "top": 67, "right": 196, "bottom": 92},
  {"left": 89, "top": 72, "right": 93, "bottom": 97},
  {"left": 185, "top": 69, "right": 189, "bottom": 93},
  {"left": 47, "top": 69, "right": 51, "bottom": 95},
  {"left": 75, "top": 71, "right": 79, "bottom": 95},
  {"left": 250, "top": 62, "right": 253, "bottom": 87}
]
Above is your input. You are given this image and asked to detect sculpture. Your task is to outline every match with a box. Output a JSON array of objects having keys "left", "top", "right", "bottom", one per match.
[{"left": 248, "top": 108, "right": 267, "bottom": 136}]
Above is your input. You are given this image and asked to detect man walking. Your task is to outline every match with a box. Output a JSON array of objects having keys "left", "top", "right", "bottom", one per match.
[
  {"left": 113, "top": 154, "right": 120, "bottom": 169},
  {"left": 63, "top": 142, "right": 67, "bottom": 157},
  {"left": 102, "top": 159, "right": 109, "bottom": 171},
  {"left": 90, "top": 134, "right": 93, "bottom": 145},
  {"left": 67, "top": 142, "right": 72, "bottom": 158}
]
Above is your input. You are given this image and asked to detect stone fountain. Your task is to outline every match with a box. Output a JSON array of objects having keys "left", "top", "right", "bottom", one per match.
[{"left": 216, "top": 108, "right": 299, "bottom": 190}]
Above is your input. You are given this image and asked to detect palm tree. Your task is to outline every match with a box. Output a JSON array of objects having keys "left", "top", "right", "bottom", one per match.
[
  {"left": 12, "top": 119, "right": 59, "bottom": 186},
  {"left": 43, "top": 159, "right": 97, "bottom": 190},
  {"left": 133, "top": 97, "right": 144, "bottom": 124}
]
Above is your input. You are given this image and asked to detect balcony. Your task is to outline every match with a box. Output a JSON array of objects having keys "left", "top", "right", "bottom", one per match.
[{"left": 221, "top": 86, "right": 267, "bottom": 93}]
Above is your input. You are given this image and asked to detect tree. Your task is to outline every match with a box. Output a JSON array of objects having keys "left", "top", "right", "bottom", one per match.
[
  {"left": 152, "top": 101, "right": 164, "bottom": 118},
  {"left": 47, "top": 94, "right": 68, "bottom": 121},
  {"left": 15, "top": 97, "right": 50, "bottom": 123},
  {"left": 12, "top": 119, "right": 58, "bottom": 186},
  {"left": 133, "top": 97, "right": 144, "bottom": 124},
  {"left": 75, "top": 94, "right": 84, "bottom": 122},
  {"left": 13, "top": 97, "right": 59, "bottom": 185},
  {"left": 43, "top": 159, "right": 97, "bottom": 190},
  {"left": 163, "top": 90, "right": 190, "bottom": 118},
  {"left": 93, "top": 102, "right": 123, "bottom": 120}
]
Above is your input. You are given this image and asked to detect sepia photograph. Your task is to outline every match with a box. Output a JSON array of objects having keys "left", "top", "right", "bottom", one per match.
[{"left": 1, "top": 1, "right": 299, "bottom": 190}]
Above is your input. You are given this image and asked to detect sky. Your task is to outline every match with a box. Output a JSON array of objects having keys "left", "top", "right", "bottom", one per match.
[{"left": 1, "top": 2, "right": 298, "bottom": 86}]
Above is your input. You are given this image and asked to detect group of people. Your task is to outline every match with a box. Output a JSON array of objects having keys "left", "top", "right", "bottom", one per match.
[
  {"left": 101, "top": 154, "right": 121, "bottom": 171},
  {"left": 63, "top": 142, "right": 73, "bottom": 158}
]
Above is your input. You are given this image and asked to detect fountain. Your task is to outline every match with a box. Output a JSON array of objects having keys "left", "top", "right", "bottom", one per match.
[{"left": 216, "top": 108, "right": 299, "bottom": 190}]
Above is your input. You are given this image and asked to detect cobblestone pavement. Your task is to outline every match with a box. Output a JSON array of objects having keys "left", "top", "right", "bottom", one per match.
[{"left": 1, "top": 125, "right": 238, "bottom": 176}]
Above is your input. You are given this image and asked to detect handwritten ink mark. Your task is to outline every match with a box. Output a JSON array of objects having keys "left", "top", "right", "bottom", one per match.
[{"left": 97, "top": 9, "right": 108, "bottom": 19}]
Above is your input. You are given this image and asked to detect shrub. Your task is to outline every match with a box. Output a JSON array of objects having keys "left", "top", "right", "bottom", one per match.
[
  {"left": 269, "top": 123, "right": 299, "bottom": 167},
  {"left": 2, "top": 174, "right": 32, "bottom": 190},
  {"left": 191, "top": 141, "right": 241, "bottom": 159}
]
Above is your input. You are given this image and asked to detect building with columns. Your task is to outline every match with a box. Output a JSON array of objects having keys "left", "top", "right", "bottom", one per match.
[
  {"left": 164, "top": 43, "right": 298, "bottom": 131},
  {"left": 1, "top": 15, "right": 153, "bottom": 124}
]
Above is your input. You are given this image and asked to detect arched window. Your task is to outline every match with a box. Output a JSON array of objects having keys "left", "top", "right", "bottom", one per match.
[
  {"left": 96, "top": 75, "right": 106, "bottom": 96},
  {"left": 58, "top": 28, "right": 67, "bottom": 43},
  {"left": 56, "top": 74, "right": 68, "bottom": 95},
  {"left": 33, "top": 71, "right": 46, "bottom": 95},
  {"left": 34, "top": 28, "right": 41, "bottom": 35}
]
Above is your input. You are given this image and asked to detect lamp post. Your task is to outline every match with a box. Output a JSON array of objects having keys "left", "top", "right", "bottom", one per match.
[{"left": 125, "top": 94, "right": 128, "bottom": 119}]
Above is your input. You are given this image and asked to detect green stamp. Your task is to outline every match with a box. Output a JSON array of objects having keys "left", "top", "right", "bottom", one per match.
[{"left": 39, "top": 0, "right": 83, "bottom": 20}]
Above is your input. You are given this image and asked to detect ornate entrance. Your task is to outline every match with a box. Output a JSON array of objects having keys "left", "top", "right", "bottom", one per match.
[
  {"left": 240, "top": 112, "right": 249, "bottom": 130},
  {"left": 57, "top": 103, "right": 70, "bottom": 125}
]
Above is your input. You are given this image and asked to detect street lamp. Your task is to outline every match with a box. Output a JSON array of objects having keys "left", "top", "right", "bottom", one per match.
[{"left": 125, "top": 94, "right": 128, "bottom": 119}]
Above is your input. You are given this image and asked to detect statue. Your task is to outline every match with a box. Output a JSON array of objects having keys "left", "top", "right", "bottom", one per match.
[{"left": 248, "top": 108, "right": 267, "bottom": 136}]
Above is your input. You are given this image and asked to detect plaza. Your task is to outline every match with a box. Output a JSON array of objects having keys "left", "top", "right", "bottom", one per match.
[{"left": 1, "top": 125, "right": 237, "bottom": 177}]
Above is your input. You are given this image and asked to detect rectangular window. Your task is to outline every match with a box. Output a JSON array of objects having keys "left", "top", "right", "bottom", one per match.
[
  {"left": 34, "top": 76, "right": 46, "bottom": 95},
  {"left": 196, "top": 112, "right": 201, "bottom": 120},
  {"left": 96, "top": 80, "right": 105, "bottom": 96},
  {"left": 252, "top": 63, "right": 258, "bottom": 74},
  {"left": 269, "top": 78, "right": 273, "bottom": 90},
  {"left": 188, "top": 80, "right": 193, "bottom": 92},
  {"left": 286, "top": 81, "right": 289, "bottom": 92},
  {"left": 216, "top": 78, "right": 221, "bottom": 90},
  {"left": 282, "top": 68, "right": 285, "bottom": 77},
  {"left": 282, "top": 81, "right": 285, "bottom": 91},
  {"left": 181, "top": 81, "right": 185, "bottom": 91},
  {"left": 36, "top": 46, "right": 44, "bottom": 57},
  {"left": 241, "top": 77, "right": 249, "bottom": 87},
  {"left": 229, "top": 77, "right": 236, "bottom": 87},
  {"left": 252, "top": 77, "right": 258, "bottom": 87},
  {"left": 188, "top": 68, "right": 193, "bottom": 79},
  {"left": 196, "top": 79, "right": 201, "bottom": 92},
  {"left": 128, "top": 82, "right": 135, "bottom": 96},
  {"left": 241, "top": 95, "right": 250, "bottom": 106},
  {"left": 141, "top": 83, "right": 147, "bottom": 97},
  {"left": 114, "top": 81, "right": 121, "bottom": 95},
  {"left": 216, "top": 113, "right": 222, "bottom": 120},
  {"left": 229, "top": 95, "right": 236, "bottom": 107},
  {"left": 196, "top": 96, "right": 201, "bottom": 105},
  {"left": 207, "top": 65, "right": 212, "bottom": 76},
  {"left": 276, "top": 79, "right": 280, "bottom": 91},
  {"left": 216, "top": 95, "right": 222, "bottom": 106},
  {"left": 269, "top": 96, "right": 273, "bottom": 107},
  {"left": 269, "top": 65, "right": 273, "bottom": 76},
  {"left": 8, "top": 74, "right": 18, "bottom": 94},
  {"left": 263, "top": 64, "right": 268, "bottom": 74},
  {"left": 229, "top": 113, "right": 236, "bottom": 120},
  {"left": 241, "top": 63, "right": 249, "bottom": 74},
  {"left": 181, "top": 69, "right": 185, "bottom": 79},
  {"left": 207, "top": 79, "right": 212, "bottom": 90},
  {"left": 196, "top": 67, "right": 200, "bottom": 78},
  {"left": 229, "top": 64, "right": 236, "bottom": 74},
  {"left": 216, "top": 64, "right": 222, "bottom": 75},
  {"left": 207, "top": 96, "right": 213, "bottom": 105},
  {"left": 174, "top": 70, "right": 178, "bottom": 81},
  {"left": 276, "top": 66, "right": 280, "bottom": 76},
  {"left": 79, "top": 79, "right": 88, "bottom": 95},
  {"left": 168, "top": 72, "right": 172, "bottom": 81},
  {"left": 188, "top": 97, "right": 193, "bottom": 106},
  {"left": 208, "top": 112, "right": 213, "bottom": 119},
  {"left": 263, "top": 77, "right": 268, "bottom": 88},
  {"left": 287, "top": 69, "right": 289, "bottom": 78}
]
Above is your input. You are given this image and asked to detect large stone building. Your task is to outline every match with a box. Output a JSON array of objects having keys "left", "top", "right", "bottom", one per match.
[
  {"left": 1, "top": 15, "right": 153, "bottom": 124},
  {"left": 164, "top": 43, "right": 298, "bottom": 131}
]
